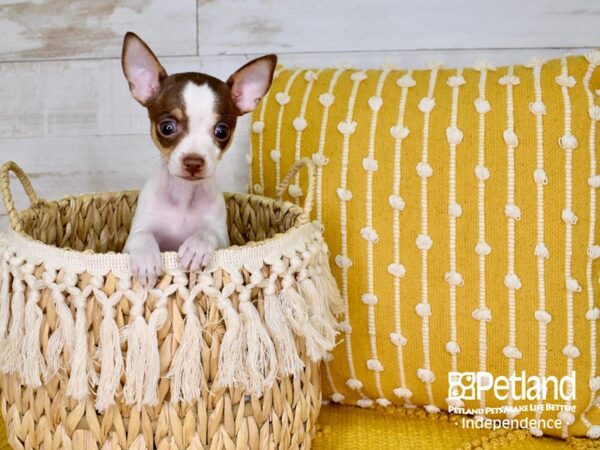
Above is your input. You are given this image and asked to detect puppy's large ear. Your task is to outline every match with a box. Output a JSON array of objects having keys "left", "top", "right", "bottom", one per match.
[
  {"left": 227, "top": 54, "right": 277, "bottom": 114},
  {"left": 122, "top": 32, "right": 167, "bottom": 105}
]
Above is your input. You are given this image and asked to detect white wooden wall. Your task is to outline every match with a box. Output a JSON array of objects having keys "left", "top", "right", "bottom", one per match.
[{"left": 1, "top": 0, "right": 599, "bottom": 229}]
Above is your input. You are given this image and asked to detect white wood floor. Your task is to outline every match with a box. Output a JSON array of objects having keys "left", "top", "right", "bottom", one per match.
[{"left": 1, "top": 0, "right": 599, "bottom": 229}]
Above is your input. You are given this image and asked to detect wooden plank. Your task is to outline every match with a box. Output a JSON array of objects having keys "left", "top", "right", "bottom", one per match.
[
  {"left": 0, "top": 128, "right": 251, "bottom": 230},
  {"left": 0, "top": 47, "right": 591, "bottom": 139},
  {"left": 0, "top": 57, "right": 191, "bottom": 139},
  {"left": 197, "top": 0, "right": 600, "bottom": 55},
  {"left": 0, "top": 0, "right": 197, "bottom": 61},
  {"left": 2, "top": 0, "right": 597, "bottom": 63},
  {"left": 274, "top": 48, "right": 596, "bottom": 71}
]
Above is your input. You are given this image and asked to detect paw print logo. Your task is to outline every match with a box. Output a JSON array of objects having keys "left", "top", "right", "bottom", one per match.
[{"left": 448, "top": 372, "right": 477, "bottom": 400}]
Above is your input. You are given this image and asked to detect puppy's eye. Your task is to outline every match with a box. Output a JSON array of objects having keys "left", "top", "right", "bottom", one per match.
[
  {"left": 158, "top": 120, "right": 177, "bottom": 137},
  {"left": 214, "top": 123, "right": 230, "bottom": 141}
]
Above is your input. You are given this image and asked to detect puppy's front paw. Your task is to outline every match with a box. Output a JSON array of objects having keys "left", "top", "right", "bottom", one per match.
[
  {"left": 129, "top": 248, "right": 162, "bottom": 287},
  {"left": 178, "top": 235, "right": 216, "bottom": 272}
]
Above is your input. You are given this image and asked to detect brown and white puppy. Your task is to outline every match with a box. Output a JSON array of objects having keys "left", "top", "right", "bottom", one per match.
[{"left": 121, "top": 32, "right": 276, "bottom": 285}]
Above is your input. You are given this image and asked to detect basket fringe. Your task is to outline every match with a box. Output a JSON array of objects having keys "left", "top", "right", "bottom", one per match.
[
  {"left": 264, "top": 284, "right": 304, "bottom": 377},
  {"left": 143, "top": 293, "right": 168, "bottom": 406},
  {"left": 94, "top": 289, "right": 124, "bottom": 412},
  {"left": 169, "top": 312, "right": 204, "bottom": 403},
  {"left": 301, "top": 276, "right": 339, "bottom": 346},
  {"left": 0, "top": 230, "right": 340, "bottom": 403},
  {"left": 168, "top": 285, "right": 205, "bottom": 403},
  {"left": 122, "top": 287, "right": 169, "bottom": 407},
  {"left": 124, "top": 318, "right": 148, "bottom": 405},
  {"left": 21, "top": 284, "right": 44, "bottom": 387},
  {"left": 67, "top": 286, "right": 94, "bottom": 400},
  {"left": 45, "top": 288, "right": 75, "bottom": 382},
  {"left": 0, "top": 258, "right": 10, "bottom": 341},
  {"left": 214, "top": 282, "right": 248, "bottom": 390},
  {"left": 238, "top": 287, "right": 277, "bottom": 394},
  {"left": 0, "top": 277, "right": 25, "bottom": 375},
  {"left": 279, "top": 280, "right": 331, "bottom": 362},
  {"left": 317, "top": 259, "right": 345, "bottom": 316},
  {"left": 123, "top": 289, "right": 148, "bottom": 406},
  {"left": 143, "top": 327, "right": 160, "bottom": 405}
]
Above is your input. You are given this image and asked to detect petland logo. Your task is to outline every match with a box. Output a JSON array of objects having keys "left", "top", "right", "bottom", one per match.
[{"left": 448, "top": 371, "right": 576, "bottom": 401}]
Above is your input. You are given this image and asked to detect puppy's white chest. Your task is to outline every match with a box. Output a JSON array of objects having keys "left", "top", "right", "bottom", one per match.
[
  {"left": 153, "top": 193, "right": 223, "bottom": 251},
  {"left": 131, "top": 171, "right": 227, "bottom": 252}
]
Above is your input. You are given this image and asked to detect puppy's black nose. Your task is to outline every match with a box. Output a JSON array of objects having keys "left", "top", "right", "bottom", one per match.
[{"left": 183, "top": 155, "right": 205, "bottom": 176}]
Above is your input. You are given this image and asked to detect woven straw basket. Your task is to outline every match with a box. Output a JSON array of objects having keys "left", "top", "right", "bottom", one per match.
[{"left": 0, "top": 159, "right": 342, "bottom": 450}]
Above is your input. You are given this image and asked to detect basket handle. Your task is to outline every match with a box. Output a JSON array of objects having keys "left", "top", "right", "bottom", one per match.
[
  {"left": 0, "top": 161, "right": 39, "bottom": 232},
  {"left": 276, "top": 158, "right": 316, "bottom": 224}
]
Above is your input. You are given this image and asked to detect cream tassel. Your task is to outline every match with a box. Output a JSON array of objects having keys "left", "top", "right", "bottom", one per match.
[
  {"left": 168, "top": 283, "right": 205, "bottom": 403},
  {"left": 67, "top": 285, "right": 94, "bottom": 401},
  {"left": 279, "top": 274, "right": 330, "bottom": 361},
  {"left": 123, "top": 288, "right": 148, "bottom": 407},
  {"left": 263, "top": 275, "right": 304, "bottom": 378},
  {"left": 312, "top": 270, "right": 344, "bottom": 318},
  {"left": 0, "top": 254, "right": 11, "bottom": 341},
  {"left": 45, "top": 287, "right": 75, "bottom": 382},
  {"left": 0, "top": 270, "right": 27, "bottom": 375},
  {"left": 143, "top": 321, "right": 161, "bottom": 406},
  {"left": 94, "top": 288, "right": 124, "bottom": 412},
  {"left": 301, "top": 272, "right": 338, "bottom": 347},
  {"left": 237, "top": 284, "right": 277, "bottom": 395},
  {"left": 143, "top": 288, "right": 170, "bottom": 406},
  {"left": 316, "top": 250, "right": 345, "bottom": 316},
  {"left": 213, "top": 282, "right": 248, "bottom": 391},
  {"left": 21, "top": 280, "right": 45, "bottom": 387}
]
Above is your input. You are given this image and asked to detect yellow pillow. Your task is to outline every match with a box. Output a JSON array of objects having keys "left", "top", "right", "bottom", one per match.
[{"left": 251, "top": 53, "right": 600, "bottom": 439}]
